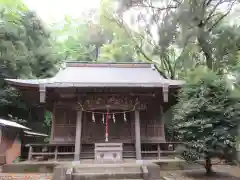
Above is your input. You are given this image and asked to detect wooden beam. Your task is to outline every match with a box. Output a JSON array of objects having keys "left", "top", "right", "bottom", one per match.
[
  {"left": 162, "top": 85, "right": 169, "bottom": 102},
  {"left": 134, "top": 110, "right": 142, "bottom": 160},
  {"left": 74, "top": 109, "right": 82, "bottom": 161},
  {"left": 39, "top": 84, "right": 46, "bottom": 103}
]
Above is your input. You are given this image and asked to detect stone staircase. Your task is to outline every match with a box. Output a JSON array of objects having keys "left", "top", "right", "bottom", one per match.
[
  {"left": 52, "top": 162, "right": 160, "bottom": 180},
  {"left": 72, "top": 164, "right": 142, "bottom": 180}
]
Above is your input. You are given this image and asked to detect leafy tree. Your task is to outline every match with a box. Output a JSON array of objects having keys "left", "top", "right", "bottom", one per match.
[
  {"left": 114, "top": 0, "right": 240, "bottom": 78},
  {"left": 98, "top": 0, "right": 141, "bottom": 62},
  {"left": 173, "top": 67, "right": 240, "bottom": 174},
  {"left": 50, "top": 0, "right": 141, "bottom": 63},
  {"left": 0, "top": 0, "right": 58, "bottom": 134},
  {"left": 51, "top": 15, "right": 111, "bottom": 62}
]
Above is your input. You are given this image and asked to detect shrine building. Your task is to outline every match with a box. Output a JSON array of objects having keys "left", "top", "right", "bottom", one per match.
[{"left": 6, "top": 62, "right": 183, "bottom": 161}]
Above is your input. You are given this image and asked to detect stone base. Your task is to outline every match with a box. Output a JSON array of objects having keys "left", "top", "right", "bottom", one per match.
[
  {"left": 136, "top": 160, "right": 144, "bottom": 164},
  {"left": 52, "top": 162, "right": 161, "bottom": 180},
  {"left": 2, "top": 163, "right": 57, "bottom": 173}
]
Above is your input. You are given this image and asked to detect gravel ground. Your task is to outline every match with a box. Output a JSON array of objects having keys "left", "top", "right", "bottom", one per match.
[
  {"left": 161, "top": 165, "right": 240, "bottom": 180},
  {"left": 0, "top": 165, "right": 240, "bottom": 180},
  {"left": 0, "top": 174, "right": 52, "bottom": 180}
]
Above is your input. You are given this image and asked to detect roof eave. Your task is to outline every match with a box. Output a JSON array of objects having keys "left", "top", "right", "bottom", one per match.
[
  {"left": 24, "top": 130, "right": 48, "bottom": 137},
  {"left": 5, "top": 79, "right": 40, "bottom": 88}
]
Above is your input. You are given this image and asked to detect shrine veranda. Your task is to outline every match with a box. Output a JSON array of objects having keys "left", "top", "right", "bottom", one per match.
[{"left": 6, "top": 62, "right": 184, "bottom": 161}]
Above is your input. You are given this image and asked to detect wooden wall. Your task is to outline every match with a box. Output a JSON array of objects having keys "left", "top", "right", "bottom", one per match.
[
  {"left": 51, "top": 107, "right": 76, "bottom": 143},
  {"left": 51, "top": 102, "right": 165, "bottom": 144}
]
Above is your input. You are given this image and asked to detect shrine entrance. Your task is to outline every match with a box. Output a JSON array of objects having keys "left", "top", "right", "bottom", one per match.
[
  {"left": 81, "top": 108, "right": 134, "bottom": 162},
  {"left": 82, "top": 109, "right": 132, "bottom": 143}
]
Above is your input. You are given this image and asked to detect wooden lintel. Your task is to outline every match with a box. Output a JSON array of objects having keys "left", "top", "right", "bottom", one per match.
[{"left": 77, "top": 93, "right": 156, "bottom": 97}]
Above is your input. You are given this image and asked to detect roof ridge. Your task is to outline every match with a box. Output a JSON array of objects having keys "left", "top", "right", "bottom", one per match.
[
  {"left": 65, "top": 61, "right": 151, "bottom": 64},
  {"left": 65, "top": 62, "right": 154, "bottom": 68}
]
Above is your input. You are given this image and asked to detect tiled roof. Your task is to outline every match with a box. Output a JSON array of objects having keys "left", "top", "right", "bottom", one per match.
[{"left": 5, "top": 62, "right": 184, "bottom": 88}]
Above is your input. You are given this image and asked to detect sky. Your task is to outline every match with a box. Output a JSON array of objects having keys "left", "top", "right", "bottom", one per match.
[{"left": 23, "top": 0, "right": 101, "bottom": 23}]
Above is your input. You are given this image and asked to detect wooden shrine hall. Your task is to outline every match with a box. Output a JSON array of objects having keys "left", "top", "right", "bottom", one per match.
[{"left": 6, "top": 62, "right": 184, "bottom": 162}]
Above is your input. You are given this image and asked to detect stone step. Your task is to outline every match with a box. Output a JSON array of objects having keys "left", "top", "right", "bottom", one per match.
[
  {"left": 72, "top": 171, "right": 143, "bottom": 180},
  {"left": 74, "top": 166, "right": 142, "bottom": 174}
]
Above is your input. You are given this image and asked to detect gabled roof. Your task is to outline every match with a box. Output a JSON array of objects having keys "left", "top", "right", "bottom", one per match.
[
  {"left": 0, "top": 118, "right": 30, "bottom": 130},
  {"left": 5, "top": 62, "right": 184, "bottom": 88}
]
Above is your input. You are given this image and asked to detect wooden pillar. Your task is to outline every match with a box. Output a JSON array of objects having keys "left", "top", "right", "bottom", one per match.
[
  {"left": 134, "top": 110, "right": 142, "bottom": 160},
  {"left": 39, "top": 84, "right": 46, "bottom": 103},
  {"left": 28, "top": 146, "right": 32, "bottom": 161},
  {"left": 160, "top": 105, "right": 165, "bottom": 138},
  {"left": 50, "top": 106, "right": 55, "bottom": 143},
  {"left": 54, "top": 146, "right": 58, "bottom": 161},
  {"left": 157, "top": 144, "right": 161, "bottom": 159},
  {"left": 74, "top": 109, "right": 82, "bottom": 161}
]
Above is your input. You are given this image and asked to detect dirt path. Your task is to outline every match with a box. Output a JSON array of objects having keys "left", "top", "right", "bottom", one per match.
[
  {"left": 161, "top": 165, "right": 240, "bottom": 180},
  {"left": 0, "top": 164, "right": 240, "bottom": 180},
  {"left": 0, "top": 174, "right": 52, "bottom": 180}
]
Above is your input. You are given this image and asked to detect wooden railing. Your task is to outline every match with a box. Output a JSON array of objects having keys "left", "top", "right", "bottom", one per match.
[
  {"left": 26, "top": 144, "right": 75, "bottom": 161},
  {"left": 141, "top": 142, "right": 183, "bottom": 159},
  {"left": 26, "top": 142, "right": 183, "bottom": 161}
]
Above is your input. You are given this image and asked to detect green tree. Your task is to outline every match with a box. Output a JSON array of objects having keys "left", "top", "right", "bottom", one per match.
[
  {"left": 50, "top": 0, "right": 140, "bottom": 63},
  {"left": 0, "top": 0, "right": 58, "bottom": 134},
  {"left": 173, "top": 67, "right": 240, "bottom": 174},
  {"left": 115, "top": 0, "right": 240, "bottom": 78},
  {"left": 51, "top": 15, "right": 110, "bottom": 62},
  {"left": 98, "top": 0, "right": 140, "bottom": 62}
]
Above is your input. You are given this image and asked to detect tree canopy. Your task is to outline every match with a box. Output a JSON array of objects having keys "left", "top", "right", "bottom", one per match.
[
  {"left": 0, "top": 0, "right": 58, "bottom": 131},
  {"left": 173, "top": 68, "right": 240, "bottom": 173}
]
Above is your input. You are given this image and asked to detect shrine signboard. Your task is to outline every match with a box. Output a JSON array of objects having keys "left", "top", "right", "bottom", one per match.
[{"left": 78, "top": 95, "right": 147, "bottom": 110}]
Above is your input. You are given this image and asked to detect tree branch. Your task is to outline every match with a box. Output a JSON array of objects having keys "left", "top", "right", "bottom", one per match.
[
  {"left": 108, "top": 15, "right": 169, "bottom": 78},
  {"left": 205, "top": 0, "right": 214, "bottom": 7},
  {"left": 207, "top": 0, "right": 236, "bottom": 32},
  {"left": 204, "top": 0, "right": 224, "bottom": 25},
  {"left": 138, "top": 4, "right": 177, "bottom": 10}
]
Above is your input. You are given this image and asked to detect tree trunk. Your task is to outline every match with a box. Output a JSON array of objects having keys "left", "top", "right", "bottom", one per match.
[
  {"left": 205, "top": 157, "right": 213, "bottom": 175},
  {"left": 197, "top": 27, "right": 213, "bottom": 70},
  {"left": 197, "top": 35, "right": 213, "bottom": 70}
]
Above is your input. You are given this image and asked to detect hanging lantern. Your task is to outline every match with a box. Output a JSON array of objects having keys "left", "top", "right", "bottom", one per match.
[
  {"left": 102, "top": 114, "right": 105, "bottom": 124},
  {"left": 92, "top": 112, "right": 95, "bottom": 122},
  {"left": 124, "top": 112, "right": 127, "bottom": 122},
  {"left": 113, "top": 113, "right": 116, "bottom": 123}
]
